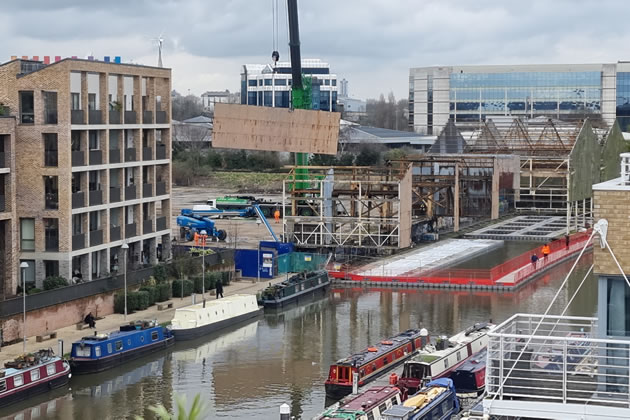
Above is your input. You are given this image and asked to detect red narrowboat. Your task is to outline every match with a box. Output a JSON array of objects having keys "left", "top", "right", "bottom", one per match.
[
  {"left": 325, "top": 328, "right": 429, "bottom": 400},
  {"left": 0, "top": 349, "right": 71, "bottom": 409}
]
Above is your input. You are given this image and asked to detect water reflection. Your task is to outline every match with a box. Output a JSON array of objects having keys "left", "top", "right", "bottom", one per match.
[{"left": 0, "top": 254, "right": 595, "bottom": 419}]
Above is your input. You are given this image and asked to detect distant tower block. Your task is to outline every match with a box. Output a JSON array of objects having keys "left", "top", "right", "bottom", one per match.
[
  {"left": 32, "top": 56, "right": 39, "bottom": 61},
  {"left": 55, "top": 56, "right": 61, "bottom": 62},
  {"left": 43, "top": 56, "right": 50, "bottom": 64},
  {"left": 114, "top": 56, "right": 121, "bottom": 64},
  {"left": 104, "top": 56, "right": 110, "bottom": 63}
]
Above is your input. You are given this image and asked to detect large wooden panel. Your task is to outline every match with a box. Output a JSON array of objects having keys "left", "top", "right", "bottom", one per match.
[
  {"left": 212, "top": 104, "right": 339, "bottom": 154},
  {"left": 399, "top": 164, "right": 413, "bottom": 248}
]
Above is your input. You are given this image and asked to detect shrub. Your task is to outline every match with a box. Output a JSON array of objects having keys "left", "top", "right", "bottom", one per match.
[
  {"left": 136, "top": 291, "right": 151, "bottom": 310},
  {"left": 115, "top": 293, "right": 140, "bottom": 314},
  {"left": 140, "top": 286, "right": 157, "bottom": 306},
  {"left": 172, "top": 279, "right": 194, "bottom": 297},
  {"left": 27, "top": 287, "right": 43, "bottom": 295},
  {"left": 337, "top": 153, "right": 355, "bottom": 166},
  {"left": 156, "top": 283, "right": 171, "bottom": 302},
  {"left": 114, "top": 294, "right": 125, "bottom": 314},
  {"left": 153, "top": 265, "right": 168, "bottom": 283},
  {"left": 43, "top": 276, "right": 69, "bottom": 291}
]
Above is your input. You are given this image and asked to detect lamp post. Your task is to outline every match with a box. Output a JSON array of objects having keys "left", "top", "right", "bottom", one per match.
[
  {"left": 256, "top": 219, "right": 261, "bottom": 283},
  {"left": 200, "top": 230, "right": 207, "bottom": 297},
  {"left": 19, "top": 262, "right": 28, "bottom": 353},
  {"left": 121, "top": 242, "right": 129, "bottom": 320}
]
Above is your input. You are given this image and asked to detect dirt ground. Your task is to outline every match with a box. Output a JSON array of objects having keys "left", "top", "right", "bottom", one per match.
[{"left": 171, "top": 186, "right": 284, "bottom": 249}]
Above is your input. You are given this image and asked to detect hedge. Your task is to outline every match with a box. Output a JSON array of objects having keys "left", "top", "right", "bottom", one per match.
[
  {"left": 172, "top": 279, "right": 194, "bottom": 297},
  {"left": 114, "top": 290, "right": 151, "bottom": 313},
  {"left": 156, "top": 283, "right": 171, "bottom": 302},
  {"left": 139, "top": 286, "right": 157, "bottom": 306},
  {"left": 43, "top": 276, "right": 69, "bottom": 291}
]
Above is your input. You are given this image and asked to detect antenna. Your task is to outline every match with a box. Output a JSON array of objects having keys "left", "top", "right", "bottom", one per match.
[{"left": 151, "top": 32, "right": 165, "bottom": 67}]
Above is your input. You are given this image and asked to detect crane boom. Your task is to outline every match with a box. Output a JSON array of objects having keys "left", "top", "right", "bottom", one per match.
[{"left": 287, "top": 0, "right": 302, "bottom": 90}]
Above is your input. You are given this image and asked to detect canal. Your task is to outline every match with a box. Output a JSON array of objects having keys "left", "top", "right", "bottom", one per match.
[{"left": 0, "top": 252, "right": 595, "bottom": 419}]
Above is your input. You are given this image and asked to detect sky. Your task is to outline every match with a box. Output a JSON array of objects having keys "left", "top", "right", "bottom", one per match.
[{"left": 3, "top": 0, "right": 630, "bottom": 101}]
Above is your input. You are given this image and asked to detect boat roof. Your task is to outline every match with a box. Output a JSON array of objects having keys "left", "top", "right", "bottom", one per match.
[
  {"left": 1, "top": 357, "right": 60, "bottom": 376},
  {"left": 335, "top": 329, "right": 425, "bottom": 367},
  {"left": 76, "top": 325, "right": 160, "bottom": 344},
  {"left": 336, "top": 386, "right": 399, "bottom": 412},
  {"left": 454, "top": 348, "right": 487, "bottom": 373},
  {"left": 408, "top": 324, "right": 492, "bottom": 364},
  {"left": 174, "top": 294, "right": 255, "bottom": 313}
]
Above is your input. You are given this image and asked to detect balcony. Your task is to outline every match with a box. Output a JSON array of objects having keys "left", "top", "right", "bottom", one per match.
[
  {"left": 89, "top": 150, "right": 102, "bottom": 165},
  {"left": 156, "top": 111, "right": 167, "bottom": 124},
  {"left": 142, "top": 147, "right": 153, "bottom": 161},
  {"left": 124, "top": 111, "right": 136, "bottom": 124},
  {"left": 0, "top": 194, "right": 5, "bottom": 212},
  {"left": 71, "top": 109, "right": 84, "bottom": 124},
  {"left": 156, "top": 216, "right": 167, "bottom": 231},
  {"left": 72, "top": 191, "right": 85, "bottom": 209},
  {"left": 110, "top": 225, "right": 121, "bottom": 242},
  {"left": 125, "top": 223, "right": 137, "bottom": 239},
  {"left": 156, "top": 144, "right": 167, "bottom": 160},
  {"left": 110, "top": 186, "right": 121, "bottom": 203},
  {"left": 124, "top": 148, "right": 136, "bottom": 162},
  {"left": 89, "top": 229, "right": 103, "bottom": 247},
  {"left": 0, "top": 151, "right": 5, "bottom": 168},
  {"left": 109, "top": 149, "right": 121, "bottom": 164},
  {"left": 109, "top": 110, "right": 121, "bottom": 124},
  {"left": 45, "top": 236, "right": 58, "bottom": 252},
  {"left": 71, "top": 150, "right": 85, "bottom": 167},
  {"left": 88, "top": 110, "right": 102, "bottom": 125},
  {"left": 72, "top": 233, "right": 85, "bottom": 251},
  {"left": 125, "top": 185, "right": 136, "bottom": 200},
  {"left": 143, "top": 110, "right": 153, "bottom": 124},
  {"left": 484, "top": 314, "right": 630, "bottom": 419},
  {"left": 89, "top": 189, "right": 103, "bottom": 206},
  {"left": 143, "top": 219, "right": 153, "bottom": 234},
  {"left": 142, "top": 183, "right": 153, "bottom": 198},
  {"left": 156, "top": 181, "right": 167, "bottom": 196}
]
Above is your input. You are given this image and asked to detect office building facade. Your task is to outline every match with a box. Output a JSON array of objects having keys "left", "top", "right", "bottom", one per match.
[
  {"left": 240, "top": 59, "right": 337, "bottom": 111},
  {"left": 0, "top": 58, "right": 172, "bottom": 298},
  {"left": 409, "top": 63, "right": 630, "bottom": 134}
]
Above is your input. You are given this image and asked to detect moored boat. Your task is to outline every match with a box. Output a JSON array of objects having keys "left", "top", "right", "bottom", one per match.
[
  {"left": 0, "top": 349, "right": 70, "bottom": 408},
  {"left": 449, "top": 347, "right": 487, "bottom": 395},
  {"left": 259, "top": 270, "right": 330, "bottom": 308},
  {"left": 382, "top": 378, "right": 460, "bottom": 420},
  {"left": 314, "top": 385, "right": 402, "bottom": 420},
  {"left": 325, "top": 329, "right": 430, "bottom": 400},
  {"left": 69, "top": 319, "right": 174, "bottom": 374},
  {"left": 397, "top": 322, "right": 492, "bottom": 395},
  {"left": 170, "top": 294, "right": 262, "bottom": 340}
]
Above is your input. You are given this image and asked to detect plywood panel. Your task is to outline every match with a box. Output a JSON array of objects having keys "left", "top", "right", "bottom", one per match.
[
  {"left": 399, "top": 164, "right": 413, "bottom": 248},
  {"left": 213, "top": 103, "right": 340, "bottom": 154}
]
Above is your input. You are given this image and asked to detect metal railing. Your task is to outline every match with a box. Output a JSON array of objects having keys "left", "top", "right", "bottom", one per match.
[
  {"left": 485, "top": 313, "right": 630, "bottom": 411},
  {"left": 142, "top": 183, "right": 153, "bottom": 198},
  {"left": 0, "top": 151, "right": 5, "bottom": 168},
  {"left": 110, "top": 186, "right": 121, "bottom": 203},
  {"left": 124, "top": 110, "right": 136, "bottom": 124},
  {"left": 156, "top": 110, "right": 167, "bottom": 124},
  {"left": 143, "top": 110, "right": 153, "bottom": 124},
  {"left": 88, "top": 110, "right": 102, "bottom": 124},
  {"left": 109, "top": 149, "right": 121, "bottom": 164},
  {"left": 125, "top": 147, "right": 136, "bottom": 162},
  {"left": 89, "top": 149, "right": 102, "bottom": 165},
  {"left": 71, "top": 109, "right": 84, "bottom": 124},
  {"left": 71, "top": 150, "right": 84, "bottom": 166},
  {"left": 142, "top": 147, "right": 153, "bottom": 161},
  {"left": 109, "top": 110, "right": 121, "bottom": 124}
]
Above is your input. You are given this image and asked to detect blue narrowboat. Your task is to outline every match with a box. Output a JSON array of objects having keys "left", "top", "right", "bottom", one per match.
[
  {"left": 69, "top": 320, "right": 174, "bottom": 375},
  {"left": 381, "top": 378, "right": 460, "bottom": 420}
]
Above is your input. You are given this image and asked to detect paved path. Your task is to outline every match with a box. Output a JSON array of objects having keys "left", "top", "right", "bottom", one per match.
[{"left": 0, "top": 276, "right": 285, "bottom": 361}]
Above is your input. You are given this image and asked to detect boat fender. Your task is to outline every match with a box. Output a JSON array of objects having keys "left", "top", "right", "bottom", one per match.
[
  {"left": 381, "top": 340, "right": 393, "bottom": 345},
  {"left": 389, "top": 373, "right": 398, "bottom": 385},
  {"left": 367, "top": 347, "right": 378, "bottom": 352}
]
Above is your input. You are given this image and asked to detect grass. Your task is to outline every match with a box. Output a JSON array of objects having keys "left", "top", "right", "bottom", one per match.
[{"left": 204, "top": 171, "right": 286, "bottom": 192}]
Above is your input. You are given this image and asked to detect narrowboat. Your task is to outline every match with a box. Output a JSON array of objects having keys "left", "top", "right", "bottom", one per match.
[
  {"left": 69, "top": 319, "right": 174, "bottom": 374},
  {"left": 0, "top": 349, "right": 70, "bottom": 409},
  {"left": 449, "top": 348, "right": 487, "bottom": 395},
  {"left": 381, "top": 378, "right": 460, "bottom": 420},
  {"left": 170, "top": 294, "right": 262, "bottom": 340},
  {"left": 315, "top": 386, "right": 402, "bottom": 420},
  {"left": 259, "top": 270, "right": 330, "bottom": 308},
  {"left": 325, "top": 328, "right": 430, "bottom": 400},
  {"left": 397, "top": 323, "right": 492, "bottom": 395}
]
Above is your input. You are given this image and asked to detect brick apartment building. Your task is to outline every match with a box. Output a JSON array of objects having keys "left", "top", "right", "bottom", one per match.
[{"left": 0, "top": 58, "right": 172, "bottom": 300}]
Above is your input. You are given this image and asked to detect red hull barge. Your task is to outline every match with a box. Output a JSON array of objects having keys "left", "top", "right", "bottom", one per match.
[
  {"left": 325, "top": 328, "right": 429, "bottom": 400},
  {"left": 450, "top": 347, "right": 487, "bottom": 395}
]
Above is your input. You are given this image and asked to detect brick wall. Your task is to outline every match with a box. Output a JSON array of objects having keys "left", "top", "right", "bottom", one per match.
[{"left": 593, "top": 189, "right": 630, "bottom": 275}]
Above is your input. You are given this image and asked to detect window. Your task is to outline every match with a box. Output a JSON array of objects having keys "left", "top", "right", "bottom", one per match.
[
  {"left": 275, "top": 78, "right": 286, "bottom": 86},
  {"left": 88, "top": 93, "right": 96, "bottom": 111},
  {"left": 20, "top": 219, "right": 35, "bottom": 251},
  {"left": 366, "top": 412, "right": 374, "bottom": 420},
  {"left": 95, "top": 346, "right": 101, "bottom": 357},
  {"left": 44, "top": 134, "right": 58, "bottom": 166},
  {"left": 46, "top": 364, "right": 55, "bottom": 376},
  {"left": 44, "top": 219, "right": 59, "bottom": 252},
  {"left": 377, "top": 403, "right": 387, "bottom": 414},
  {"left": 43, "top": 91, "right": 58, "bottom": 124},
  {"left": 444, "top": 358, "right": 449, "bottom": 369},
  {"left": 151, "top": 331, "right": 159, "bottom": 341},
  {"left": 140, "top": 335, "right": 145, "bottom": 343},
  {"left": 107, "top": 343, "right": 112, "bottom": 353},
  {"left": 456, "top": 351, "right": 462, "bottom": 362},
  {"left": 0, "top": 380, "right": 6, "bottom": 393},
  {"left": 44, "top": 176, "right": 59, "bottom": 209},
  {"left": 71, "top": 131, "right": 81, "bottom": 151},
  {"left": 74, "top": 345, "right": 90, "bottom": 357},
  {"left": 30, "top": 368, "right": 40, "bottom": 381},
  {"left": 264, "top": 79, "right": 272, "bottom": 86},
  {"left": 115, "top": 341, "right": 123, "bottom": 351},
  {"left": 89, "top": 171, "right": 100, "bottom": 191},
  {"left": 71, "top": 93, "right": 81, "bottom": 110},
  {"left": 258, "top": 79, "right": 263, "bottom": 86},
  {"left": 89, "top": 131, "right": 99, "bottom": 150},
  {"left": 324, "top": 79, "right": 330, "bottom": 86},
  {"left": 19, "top": 91, "right": 34, "bottom": 123},
  {"left": 248, "top": 80, "right": 257, "bottom": 87},
  {"left": 44, "top": 260, "right": 59, "bottom": 278},
  {"left": 332, "top": 79, "right": 337, "bottom": 86},
  {"left": 13, "top": 374, "right": 23, "bottom": 387}
]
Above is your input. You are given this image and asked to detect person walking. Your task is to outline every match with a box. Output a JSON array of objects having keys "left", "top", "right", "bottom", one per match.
[
  {"left": 274, "top": 209, "right": 281, "bottom": 224},
  {"left": 215, "top": 279, "right": 224, "bottom": 299},
  {"left": 542, "top": 243, "right": 551, "bottom": 260},
  {"left": 530, "top": 254, "right": 539, "bottom": 267}
]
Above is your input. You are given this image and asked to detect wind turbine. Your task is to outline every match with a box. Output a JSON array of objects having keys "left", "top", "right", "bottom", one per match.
[{"left": 151, "top": 33, "right": 165, "bottom": 67}]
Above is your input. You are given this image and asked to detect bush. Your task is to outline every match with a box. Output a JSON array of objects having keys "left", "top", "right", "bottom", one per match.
[
  {"left": 153, "top": 265, "right": 168, "bottom": 283},
  {"left": 27, "top": 287, "right": 43, "bottom": 295},
  {"left": 192, "top": 275, "right": 216, "bottom": 294},
  {"left": 337, "top": 153, "right": 355, "bottom": 166},
  {"left": 43, "top": 276, "right": 69, "bottom": 291},
  {"left": 156, "top": 283, "right": 171, "bottom": 302},
  {"left": 114, "top": 294, "right": 125, "bottom": 314},
  {"left": 140, "top": 286, "right": 157, "bottom": 306},
  {"left": 115, "top": 293, "right": 139, "bottom": 314},
  {"left": 136, "top": 291, "right": 151, "bottom": 310},
  {"left": 172, "top": 279, "right": 194, "bottom": 297}
]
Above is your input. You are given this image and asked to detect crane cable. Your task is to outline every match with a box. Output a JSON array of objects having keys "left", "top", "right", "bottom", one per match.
[{"left": 271, "top": 0, "right": 280, "bottom": 66}]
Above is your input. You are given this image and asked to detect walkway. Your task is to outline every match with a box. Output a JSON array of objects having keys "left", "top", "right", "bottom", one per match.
[
  {"left": 0, "top": 276, "right": 284, "bottom": 361},
  {"left": 465, "top": 215, "right": 567, "bottom": 241}
]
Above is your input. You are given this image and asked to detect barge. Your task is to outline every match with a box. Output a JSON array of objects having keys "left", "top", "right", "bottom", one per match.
[
  {"left": 315, "top": 385, "right": 402, "bottom": 420},
  {"left": 170, "top": 294, "right": 262, "bottom": 340},
  {"left": 0, "top": 349, "right": 70, "bottom": 408},
  {"left": 69, "top": 320, "right": 174, "bottom": 374},
  {"left": 325, "top": 329, "right": 430, "bottom": 400},
  {"left": 397, "top": 323, "right": 492, "bottom": 395},
  {"left": 450, "top": 347, "right": 487, "bottom": 395},
  {"left": 259, "top": 270, "right": 329, "bottom": 308},
  {"left": 382, "top": 378, "right": 459, "bottom": 420}
]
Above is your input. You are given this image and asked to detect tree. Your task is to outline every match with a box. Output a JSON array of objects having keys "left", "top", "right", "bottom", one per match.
[
  {"left": 355, "top": 146, "right": 381, "bottom": 166},
  {"left": 309, "top": 154, "right": 337, "bottom": 166},
  {"left": 171, "top": 91, "right": 205, "bottom": 121},
  {"left": 365, "top": 92, "right": 409, "bottom": 131}
]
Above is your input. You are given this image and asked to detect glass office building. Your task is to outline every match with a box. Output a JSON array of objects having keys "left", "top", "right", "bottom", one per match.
[
  {"left": 240, "top": 59, "right": 338, "bottom": 112},
  {"left": 409, "top": 63, "right": 630, "bottom": 134}
]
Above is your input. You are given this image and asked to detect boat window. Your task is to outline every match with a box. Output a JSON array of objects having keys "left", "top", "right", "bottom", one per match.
[
  {"left": 75, "top": 345, "right": 90, "bottom": 357},
  {"left": 128, "top": 339, "right": 131, "bottom": 346},
  {"left": 390, "top": 396, "right": 398, "bottom": 405},
  {"left": 0, "top": 380, "right": 6, "bottom": 393},
  {"left": 47, "top": 364, "right": 55, "bottom": 376},
  {"left": 30, "top": 368, "right": 40, "bottom": 381},
  {"left": 456, "top": 351, "right": 462, "bottom": 362},
  {"left": 13, "top": 374, "right": 23, "bottom": 387},
  {"left": 140, "top": 336, "right": 145, "bottom": 343},
  {"left": 444, "top": 358, "right": 449, "bottom": 369},
  {"left": 378, "top": 403, "right": 387, "bottom": 414},
  {"left": 442, "top": 399, "right": 451, "bottom": 414},
  {"left": 95, "top": 346, "right": 101, "bottom": 357},
  {"left": 115, "top": 340, "right": 123, "bottom": 351},
  {"left": 107, "top": 343, "right": 113, "bottom": 354},
  {"left": 366, "top": 412, "right": 375, "bottom": 420},
  {"left": 151, "top": 331, "right": 159, "bottom": 341}
]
